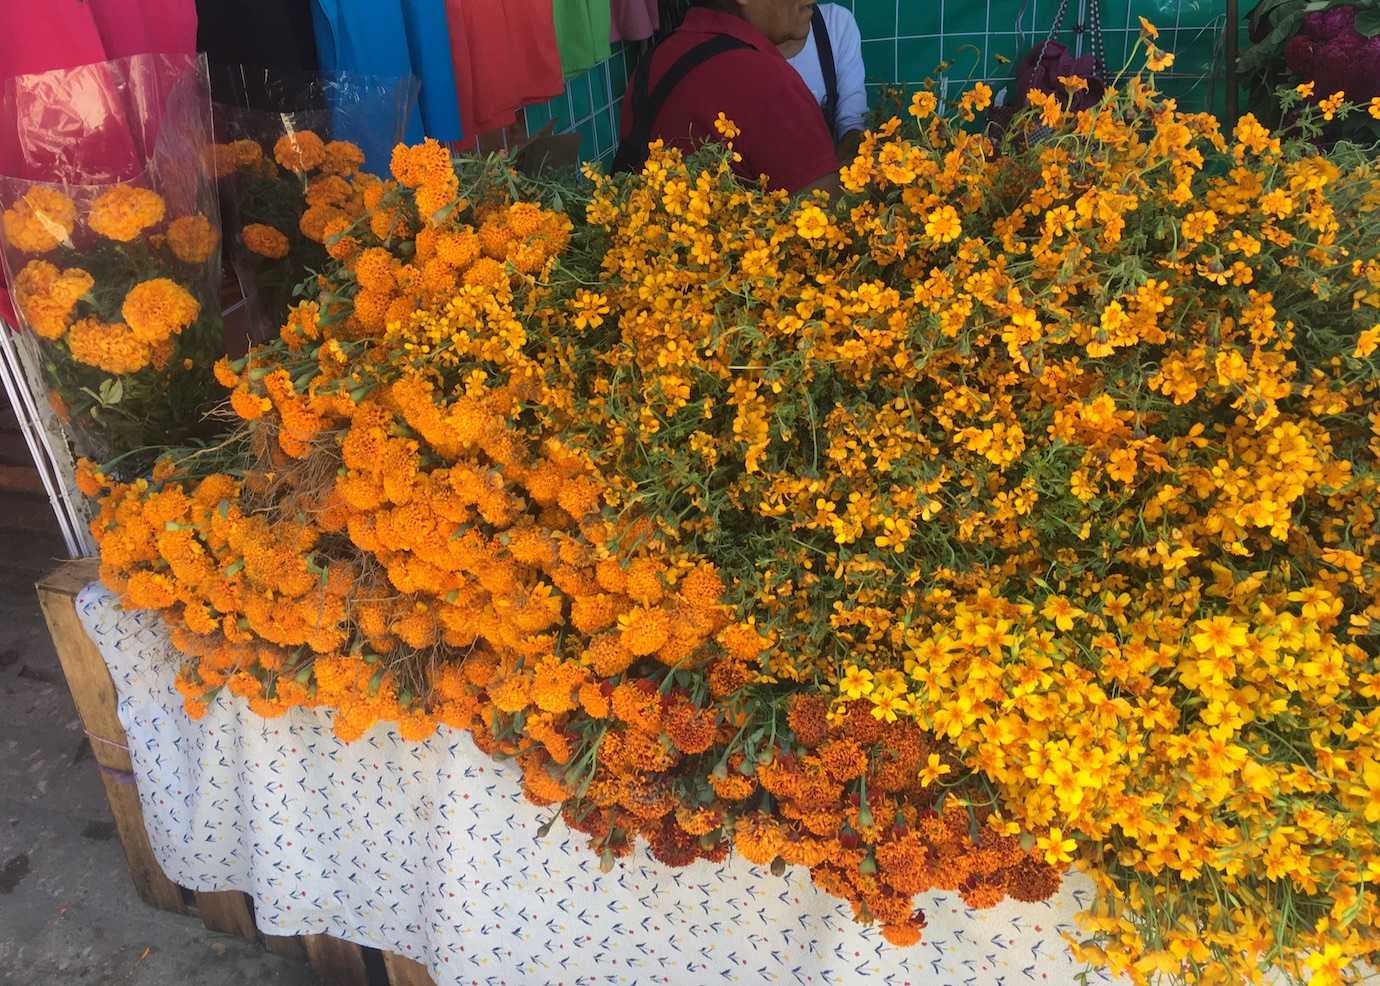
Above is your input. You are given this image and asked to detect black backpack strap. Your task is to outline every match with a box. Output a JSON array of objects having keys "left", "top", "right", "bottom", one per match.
[
  {"left": 812, "top": 5, "right": 839, "bottom": 140},
  {"left": 611, "top": 34, "right": 752, "bottom": 175}
]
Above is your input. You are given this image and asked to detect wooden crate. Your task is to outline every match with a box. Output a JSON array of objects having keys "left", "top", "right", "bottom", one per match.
[{"left": 36, "top": 559, "right": 439, "bottom": 986}]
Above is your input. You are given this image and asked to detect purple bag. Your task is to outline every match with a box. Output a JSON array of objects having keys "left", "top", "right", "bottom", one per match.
[{"left": 988, "top": 0, "right": 1107, "bottom": 139}]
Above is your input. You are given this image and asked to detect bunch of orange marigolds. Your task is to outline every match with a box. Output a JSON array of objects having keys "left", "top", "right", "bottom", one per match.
[{"left": 82, "top": 30, "right": 1380, "bottom": 985}]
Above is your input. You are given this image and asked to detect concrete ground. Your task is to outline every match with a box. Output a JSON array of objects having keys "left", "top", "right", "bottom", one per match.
[{"left": 0, "top": 409, "right": 318, "bottom": 985}]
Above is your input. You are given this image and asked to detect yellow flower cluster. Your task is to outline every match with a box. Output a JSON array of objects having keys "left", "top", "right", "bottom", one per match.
[{"left": 87, "top": 56, "right": 1380, "bottom": 984}]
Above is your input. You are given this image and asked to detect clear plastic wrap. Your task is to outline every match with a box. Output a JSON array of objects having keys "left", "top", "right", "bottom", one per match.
[
  {"left": 210, "top": 67, "right": 418, "bottom": 343},
  {"left": 0, "top": 54, "right": 225, "bottom": 473}
]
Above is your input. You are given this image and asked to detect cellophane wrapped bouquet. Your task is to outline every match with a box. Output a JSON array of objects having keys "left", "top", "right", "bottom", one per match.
[
  {"left": 209, "top": 68, "right": 416, "bottom": 343},
  {"left": 0, "top": 54, "right": 225, "bottom": 472}
]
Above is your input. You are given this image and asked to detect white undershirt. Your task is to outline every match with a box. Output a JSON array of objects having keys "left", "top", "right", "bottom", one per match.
[{"left": 786, "top": 3, "right": 868, "bottom": 141}]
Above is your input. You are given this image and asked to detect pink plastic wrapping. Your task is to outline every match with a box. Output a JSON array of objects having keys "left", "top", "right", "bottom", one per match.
[
  {"left": 0, "top": 54, "right": 225, "bottom": 474},
  {"left": 211, "top": 67, "right": 418, "bottom": 343}
]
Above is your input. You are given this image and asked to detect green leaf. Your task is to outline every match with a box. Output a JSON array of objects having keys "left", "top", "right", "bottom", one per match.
[{"left": 1357, "top": 8, "right": 1380, "bottom": 34}]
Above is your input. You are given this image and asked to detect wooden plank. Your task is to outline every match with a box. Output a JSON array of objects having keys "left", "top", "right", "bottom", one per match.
[
  {"left": 262, "top": 934, "right": 308, "bottom": 961},
  {"left": 383, "top": 951, "right": 437, "bottom": 986},
  {"left": 0, "top": 462, "right": 43, "bottom": 494},
  {"left": 97, "top": 768, "right": 185, "bottom": 914},
  {"left": 195, "top": 890, "right": 257, "bottom": 941},
  {"left": 302, "top": 934, "right": 369, "bottom": 986},
  {"left": 35, "top": 559, "right": 130, "bottom": 773}
]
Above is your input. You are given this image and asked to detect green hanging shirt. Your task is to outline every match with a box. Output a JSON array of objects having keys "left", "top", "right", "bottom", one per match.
[{"left": 552, "top": 0, "right": 612, "bottom": 78}]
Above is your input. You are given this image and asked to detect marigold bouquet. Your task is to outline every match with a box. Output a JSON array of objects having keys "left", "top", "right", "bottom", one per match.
[
  {"left": 0, "top": 55, "right": 225, "bottom": 471},
  {"left": 83, "top": 26, "right": 1380, "bottom": 985},
  {"left": 210, "top": 69, "right": 418, "bottom": 343}
]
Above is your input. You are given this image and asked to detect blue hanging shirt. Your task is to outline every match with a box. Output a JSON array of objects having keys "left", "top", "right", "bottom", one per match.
[{"left": 312, "top": 0, "right": 464, "bottom": 152}]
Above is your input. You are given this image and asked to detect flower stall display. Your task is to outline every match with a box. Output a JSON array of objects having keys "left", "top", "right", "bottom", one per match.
[
  {"left": 0, "top": 55, "right": 226, "bottom": 472},
  {"left": 74, "top": 25, "right": 1380, "bottom": 986},
  {"left": 210, "top": 70, "right": 416, "bottom": 343},
  {"left": 1241, "top": 0, "right": 1380, "bottom": 139}
]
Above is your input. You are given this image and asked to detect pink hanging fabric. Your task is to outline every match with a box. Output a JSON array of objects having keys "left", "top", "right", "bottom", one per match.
[
  {"left": 610, "top": 0, "right": 658, "bottom": 43},
  {"left": 85, "top": 0, "right": 198, "bottom": 63}
]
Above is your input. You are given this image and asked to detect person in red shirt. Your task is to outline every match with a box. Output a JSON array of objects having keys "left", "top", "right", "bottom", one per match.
[{"left": 614, "top": 0, "right": 840, "bottom": 195}]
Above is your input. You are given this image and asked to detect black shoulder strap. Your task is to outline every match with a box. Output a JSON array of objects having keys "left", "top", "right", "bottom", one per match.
[
  {"left": 611, "top": 34, "right": 752, "bottom": 175},
  {"left": 812, "top": 5, "right": 839, "bottom": 140}
]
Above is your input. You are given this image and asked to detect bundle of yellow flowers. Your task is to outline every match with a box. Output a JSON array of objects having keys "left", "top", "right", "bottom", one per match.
[
  {"left": 0, "top": 181, "right": 223, "bottom": 467},
  {"left": 83, "top": 31, "right": 1380, "bottom": 985},
  {"left": 211, "top": 130, "right": 369, "bottom": 342}
]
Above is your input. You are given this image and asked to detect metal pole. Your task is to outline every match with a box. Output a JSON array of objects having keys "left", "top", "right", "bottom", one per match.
[{"left": 1225, "top": 0, "right": 1240, "bottom": 124}]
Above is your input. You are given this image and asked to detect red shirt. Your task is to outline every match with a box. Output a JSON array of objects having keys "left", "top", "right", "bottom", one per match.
[{"left": 618, "top": 7, "right": 837, "bottom": 193}]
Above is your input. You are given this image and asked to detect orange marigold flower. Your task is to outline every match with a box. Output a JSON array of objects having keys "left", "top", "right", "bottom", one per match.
[
  {"left": 281, "top": 301, "right": 321, "bottom": 350},
  {"left": 556, "top": 475, "right": 603, "bottom": 518},
  {"left": 624, "top": 557, "right": 665, "bottom": 604},
  {"left": 13, "top": 259, "right": 92, "bottom": 339},
  {"left": 571, "top": 592, "right": 617, "bottom": 634},
  {"left": 879, "top": 922, "right": 925, "bottom": 947},
  {"left": 305, "top": 174, "right": 352, "bottom": 208},
  {"left": 663, "top": 696, "right": 717, "bottom": 753},
  {"left": 242, "top": 223, "right": 289, "bottom": 259},
  {"left": 300, "top": 204, "right": 346, "bottom": 243},
  {"left": 586, "top": 632, "right": 635, "bottom": 677},
  {"left": 478, "top": 219, "right": 514, "bottom": 259},
  {"left": 436, "top": 228, "right": 481, "bottom": 268},
  {"left": 274, "top": 130, "right": 326, "bottom": 172},
  {"left": 610, "top": 679, "right": 663, "bottom": 733},
  {"left": 415, "top": 177, "right": 459, "bottom": 220},
  {"left": 74, "top": 458, "right": 109, "bottom": 497},
  {"left": 595, "top": 557, "right": 628, "bottom": 594},
  {"left": 787, "top": 693, "right": 830, "bottom": 748},
  {"left": 817, "top": 737, "right": 868, "bottom": 782},
  {"left": 125, "top": 570, "right": 176, "bottom": 609},
  {"left": 677, "top": 562, "right": 725, "bottom": 609},
  {"left": 166, "top": 214, "right": 219, "bottom": 264},
  {"left": 229, "top": 386, "right": 271, "bottom": 420},
  {"left": 3, "top": 186, "right": 77, "bottom": 252},
  {"left": 389, "top": 139, "right": 453, "bottom": 189},
  {"left": 461, "top": 256, "right": 507, "bottom": 289},
  {"left": 578, "top": 680, "right": 610, "bottom": 718},
  {"left": 707, "top": 657, "right": 751, "bottom": 698},
  {"left": 734, "top": 812, "right": 786, "bottom": 865},
  {"left": 122, "top": 278, "right": 201, "bottom": 344},
  {"left": 619, "top": 605, "right": 671, "bottom": 657},
  {"left": 354, "top": 246, "right": 397, "bottom": 293},
  {"left": 718, "top": 621, "right": 769, "bottom": 661},
  {"left": 88, "top": 186, "right": 165, "bottom": 242},
  {"left": 66, "top": 318, "right": 151, "bottom": 374},
  {"left": 321, "top": 216, "right": 359, "bottom": 261},
  {"left": 708, "top": 760, "right": 756, "bottom": 800},
  {"left": 320, "top": 140, "right": 365, "bottom": 176},
  {"left": 397, "top": 709, "right": 439, "bottom": 742}
]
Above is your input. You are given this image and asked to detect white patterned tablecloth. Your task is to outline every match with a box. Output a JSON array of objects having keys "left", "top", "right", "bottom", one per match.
[{"left": 76, "top": 582, "right": 1113, "bottom": 986}]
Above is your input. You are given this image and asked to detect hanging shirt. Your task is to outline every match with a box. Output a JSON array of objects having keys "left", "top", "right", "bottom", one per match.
[
  {"left": 197, "top": 0, "right": 318, "bottom": 78},
  {"left": 444, "top": 0, "right": 563, "bottom": 142},
  {"left": 786, "top": 3, "right": 867, "bottom": 142},
  {"left": 311, "top": 0, "right": 453, "bottom": 145},
  {"left": 611, "top": 0, "right": 659, "bottom": 43},
  {"left": 617, "top": 7, "right": 837, "bottom": 193},
  {"left": 553, "top": 0, "right": 613, "bottom": 78}
]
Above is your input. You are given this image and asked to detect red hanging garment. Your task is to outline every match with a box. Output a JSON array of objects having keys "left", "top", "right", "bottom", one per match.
[{"left": 444, "top": 0, "right": 564, "bottom": 146}]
